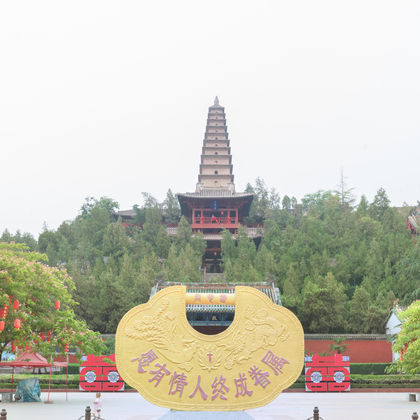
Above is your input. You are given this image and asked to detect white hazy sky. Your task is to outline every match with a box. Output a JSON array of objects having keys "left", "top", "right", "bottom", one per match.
[{"left": 1, "top": 1, "right": 419, "bottom": 237}]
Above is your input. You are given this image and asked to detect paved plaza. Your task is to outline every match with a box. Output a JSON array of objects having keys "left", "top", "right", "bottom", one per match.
[{"left": 1, "top": 391, "right": 419, "bottom": 420}]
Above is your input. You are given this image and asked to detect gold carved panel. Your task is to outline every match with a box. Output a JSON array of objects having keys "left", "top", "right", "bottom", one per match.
[{"left": 115, "top": 285, "right": 304, "bottom": 411}]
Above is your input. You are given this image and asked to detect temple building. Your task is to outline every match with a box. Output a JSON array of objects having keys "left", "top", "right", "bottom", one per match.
[
  {"left": 177, "top": 97, "right": 262, "bottom": 271},
  {"left": 116, "top": 97, "right": 278, "bottom": 333},
  {"left": 115, "top": 97, "right": 263, "bottom": 271}
]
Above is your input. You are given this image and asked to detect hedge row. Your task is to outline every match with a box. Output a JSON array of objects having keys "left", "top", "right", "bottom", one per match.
[
  {"left": 300, "top": 363, "right": 391, "bottom": 375},
  {"left": 10, "top": 362, "right": 393, "bottom": 376},
  {"left": 350, "top": 374, "right": 420, "bottom": 385},
  {"left": 2, "top": 371, "right": 419, "bottom": 391},
  {"left": 61, "top": 364, "right": 82, "bottom": 375},
  {"left": 281, "top": 374, "right": 420, "bottom": 388},
  {"left": 349, "top": 363, "right": 391, "bottom": 375},
  {"left": 0, "top": 374, "right": 79, "bottom": 384},
  {"left": 0, "top": 382, "right": 134, "bottom": 390},
  {"left": 59, "top": 362, "right": 393, "bottom": 376}
]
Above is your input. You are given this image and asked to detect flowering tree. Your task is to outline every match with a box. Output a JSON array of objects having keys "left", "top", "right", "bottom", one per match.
[
  {"left": 392, "top": 300, "right": 420, "bottom": 374},
  {"left": 0, "top": 242, "right": 105, "bottom": 361}
]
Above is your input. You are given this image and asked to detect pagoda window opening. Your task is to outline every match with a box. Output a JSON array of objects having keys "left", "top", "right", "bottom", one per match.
[
  {"left": 215, "top": 152, "right": 218, "bottom": 155},
  {"left": 214, "top": 170, "right": 218, "bottom": 175}
]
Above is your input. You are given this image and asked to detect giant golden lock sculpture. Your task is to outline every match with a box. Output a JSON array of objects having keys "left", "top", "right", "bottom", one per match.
[{"left": 116, "top": 285, "right": 304, "bottom": 411}]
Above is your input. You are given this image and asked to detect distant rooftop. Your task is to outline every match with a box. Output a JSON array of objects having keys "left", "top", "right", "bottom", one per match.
[
  {"left": 151, "top": 281, "right": 281, "bottom": 313},
  {"left": 178, "top": 189, "right": 253, "bottom": 198}
]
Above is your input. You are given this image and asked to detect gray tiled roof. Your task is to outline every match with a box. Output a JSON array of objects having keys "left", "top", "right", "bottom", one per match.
[
  {"left": 177, "top": 189, "right": 253, "bottom": 198},
  {"left": 151, "top": 281, "right": 281, "bottom": 313},
  {"left": 115, "top": 209, "right": 136, "bottom": 217}
]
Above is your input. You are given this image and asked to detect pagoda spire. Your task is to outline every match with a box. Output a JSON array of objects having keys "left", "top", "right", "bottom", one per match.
[{"left": 196, "top": 98, "right": 234, "bottom": 192}]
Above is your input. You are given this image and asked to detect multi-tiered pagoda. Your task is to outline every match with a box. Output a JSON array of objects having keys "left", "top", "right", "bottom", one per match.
[{"left": 177, "top": 97, "right": 261, "bottom": 271}]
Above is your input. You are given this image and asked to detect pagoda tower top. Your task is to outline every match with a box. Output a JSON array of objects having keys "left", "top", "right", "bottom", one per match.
[{"left": 196, "top": 97, "right": 235, "bottom": 193}]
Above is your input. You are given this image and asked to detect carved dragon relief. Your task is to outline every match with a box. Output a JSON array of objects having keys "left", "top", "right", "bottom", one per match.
[
  {"left": 116, "top": 286, "right": 305, "bottom": 411},
  {"left": 125, "top": 296, "right": 290, "bottom": 372},
  {"left": 125, "top": 298, "right": 197, "bottom": 372}
]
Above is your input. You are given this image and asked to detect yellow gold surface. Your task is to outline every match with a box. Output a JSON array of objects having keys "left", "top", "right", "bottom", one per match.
[{"left": 115, "top": 286, "right": 304, "bottom": 411}]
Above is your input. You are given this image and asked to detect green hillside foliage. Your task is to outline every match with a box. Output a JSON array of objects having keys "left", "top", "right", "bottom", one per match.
[{"left": 1, "top": 184, "right": 417, "bottom": 335}]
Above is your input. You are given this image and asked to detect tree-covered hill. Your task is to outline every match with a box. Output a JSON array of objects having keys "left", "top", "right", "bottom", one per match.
[{"left": 2, "top": 184, "right": 419, "bottom": 335}]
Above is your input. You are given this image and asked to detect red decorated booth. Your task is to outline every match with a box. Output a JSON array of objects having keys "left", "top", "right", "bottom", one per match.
[
  {"left": 79, "top": 354, "right": 124, "bottom": 392},
  {"left": 305, "top": 354, "right": 350, "bottom": 392}
]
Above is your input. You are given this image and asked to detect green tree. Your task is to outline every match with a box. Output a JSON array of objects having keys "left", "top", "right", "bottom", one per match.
[
  {"left": 282, "top": 195, "right": 291, "bottom": 210},
  {"left": 221, "top": 230, "right": 237, "bottom": 261},
  {"left": 356, "top": 195, "right": 369, "bottom": 216},
  {"left": 300, "top": 273, "right": 347, "bottom": 333},
  {"left": 349, "top": 285, "right": 371, "bottom": 332},
  {"left": 155, "top": 226, "right": 171, "bottom": 259},
  {"left": 94, "top": 257, "right": 135, "bottom": 333},
  {"left": 246, "top": 178, "right": 280, "bottom": 224},
  {"left": 165, "top": 243, "right": 201, "bottom": 283},
  {"left": 282, "top": 274, "right": 300, "bottom": 314},
  {"left": 103, "top": 220, "right": 129, "bottom": 260},
  {"left": 141, "top": 192, "right": 160, "bottom": 209},
  {"left": 162, "top": 189, "right": 181, "bottom": 224},
  {"left": 175, "top": 216, "right": 193, "bottom": 248},
  {"left": 334, "top": 170, "right": 355, "bottom": 210},
  {"left": 190, "top": 231, "right": 206, "bottom": 257},
  {"left": 142, "top": 207, "right": 163, "bottom": 247},
  {"left": 131, "top": 254, "right": 160, "bottom": 305},
  {"left": 0, "top": 243, "right": 105, "bottom": 360},
  {"left": 72, "top": 197, "right": 118, "bottom": 266},
  {"left": 0, "top": 230, "right": 37, "bottom": 251},
  {"left": 369, "top": 188, "right": 391, "bottom": 221},
  {"left": 393, "top": 245, "right": 420, "bottom": 302},
  {"left": 329, "top": 337, "right": 348, "bottom": 354},
  {"left": 392, "top": 301, "right": 420, "bottom": 374}
]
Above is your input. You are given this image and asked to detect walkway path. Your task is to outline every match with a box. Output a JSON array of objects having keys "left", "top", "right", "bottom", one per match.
[{"left": 1, "top": 391, "right": 419, "bottom": 420}]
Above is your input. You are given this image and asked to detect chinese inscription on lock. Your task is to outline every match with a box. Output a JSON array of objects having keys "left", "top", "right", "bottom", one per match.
[{"left": 116, "top": 285, "right": 304, "bottom": 411}]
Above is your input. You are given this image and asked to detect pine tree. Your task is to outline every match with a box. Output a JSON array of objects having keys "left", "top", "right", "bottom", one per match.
[{"left": 162, "top": 189, "right": 181, "bottom": 224}]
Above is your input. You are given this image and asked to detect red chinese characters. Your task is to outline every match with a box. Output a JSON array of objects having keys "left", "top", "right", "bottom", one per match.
[
  {"left": 148, "top": 363, "right": 171, "bottom": 387},
  {"left": 129, "top": 347, "right": 288, "bottom": 402},
  {"left": 261, "top": 350, "right": 289, "bottom": 375},
  {"left": 248, "top": 365, "right": 271, "bottom": 388},
  {"left": 189, "top": 375, "right": 208, "bottom": 400},
  {"left": 305, "top": 354, "right": 350, "bottom": 392},
  {"left": 131, "top": 349, "right": 158, "bottom": 373},
  {"left": 234, "top": 373, "right": 253, "bottom": 398},
  {"left": 168, "top": 371, "right": 188, "bottom": 397},
  {"left": 211, "top": 375, "right": 230, "bottom": 400}
]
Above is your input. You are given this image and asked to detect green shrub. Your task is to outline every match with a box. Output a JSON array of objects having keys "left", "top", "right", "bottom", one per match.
[
  {"left": 351, "top": 374, "right": 420, "bottom": 385},
  {"left": 350, "top": 363, "right": 391, "bottom": 375},
  {"left": 103, "top": 337, "right": 115, "bottom": 354},
  {"left": 301, "top": 363, "right": 391, "bottom": 375},
  {"left": 59, "top": 363, "right": 80, "bottom": 375}
]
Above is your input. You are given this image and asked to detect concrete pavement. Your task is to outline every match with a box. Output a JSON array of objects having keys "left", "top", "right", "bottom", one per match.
[{"left": 0, "top": 391, "right": 419, "bottom": 420}]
